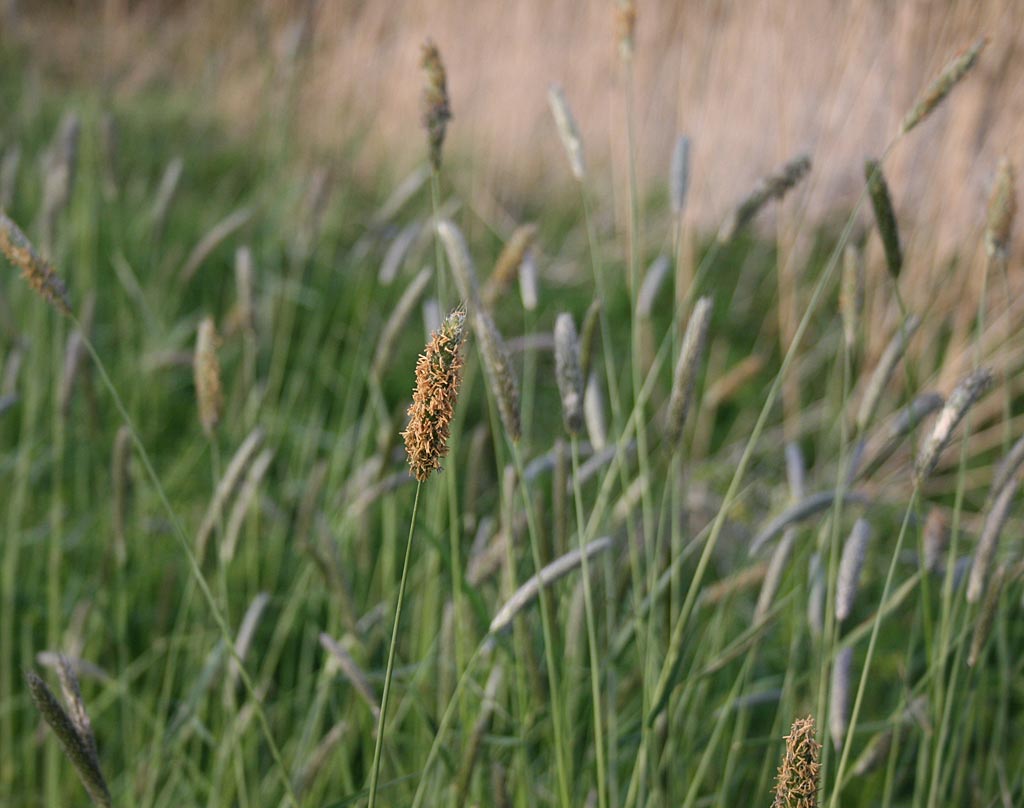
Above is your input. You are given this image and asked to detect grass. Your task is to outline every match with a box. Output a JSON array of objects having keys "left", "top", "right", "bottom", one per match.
[{"left": 1, "top": 21, "right": 1023, "bottom": 808}]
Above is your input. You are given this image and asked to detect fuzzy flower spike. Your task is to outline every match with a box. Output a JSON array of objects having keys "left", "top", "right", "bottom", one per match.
[{"left": 402, "top": 307, "right": 467, "bottom": 481}]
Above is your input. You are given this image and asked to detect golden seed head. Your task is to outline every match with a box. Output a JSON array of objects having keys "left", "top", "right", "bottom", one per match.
[
  {"left": 773, "top": 715, "right": 821, "bottom": 807},
  {"left": 194, "top": 316, "right": 223, "bottom": 439},
  {"left": 402, "top": 308, "right": 467, "bottom": 482},
  {"left": 0, "top": 211, "right": 72, "bottom": 315},
  {"left": 421, "top": 38, "right": 452, "bottom": 171}
]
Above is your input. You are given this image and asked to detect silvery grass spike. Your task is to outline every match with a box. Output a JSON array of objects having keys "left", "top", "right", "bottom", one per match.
[
  {"left": 915, "top": 368, "right": 994, "bottom": 482},
  {"left": 967, "top": 476, "right": 1017, "bottom": 604},
  {"left": 836, "top": 518, "right": 872, "bottom": 621},
  {"left": 717, "top": 154, "right": 810, "bottom": 241},
  {"left": 670, "top": 135, "right": 691, "bottom": 216},
  {"left": 548, "top": 84, "right": 586, "bottom": 182},
  {"left": 225, "top": 592, "right": 270, "bottom": 701},
  {"left": 855, "top": 315, "right": 920, "bottom": 433},
  {"left": 488, "top": 537, "right": 613, "bottom": 635},
  {"left": 372, "top": 267, "right": 432, "bottom": 379},
  {"left": 989, "top": 432, "right": 1024, "bottom": 502},
  {"left": 150, "top": 155, "right": 184, "bottom": 237},
  {"left": 851, "top": 392, "right": 944, "bottom": 482},
  {"left": 483, "top": 222, "right": 538, "bottom": 306},
  {"left": 40, "top": 111, "right": 80, "bottom": 250},
  {"left": 755, "top": 442, "right": 806, "bottom": 622},
  {"left": 438, "top": 219, "right": 521, "bottom": 441},
  {"left": 378, "top": 220, "right": 421, "bottom": 286},
  {"left": 840, "top": 243, "right": 865, "bottom": 352},
  {"left": 517, "top": 248, "right": 539, "bottom": 311},
  {"left": 807, "top": 552, "right": 825, "bottom": 638},
  {"left": 319, "top": 633, "right": 381, "bottom": 720},
  {"left": 666, "top": 296, "right": 713, "bottom": 445},
  {"left": 554, "top": 313, "right": 584, "bottom": 435},
  {"left": 968, "top": 564, "right": 1007, "bottom": 667},
  {"left": 221, "top": 448, "right": 274, "bottom": 564},
  {"left": 749, "top": 489, "right": 868, "bottom": 556},
  {"left": 584, "top": 371, "right": 607, "bottom": 450},
  {"left": 196, "top": 427, "right": 265, "bottom": 563},
  {"left": 830, "top": 646, "right": 853, "bottom": 751},
  {"left": 636, "top": 255, "right": 670, "bottom": 319},
  {"left": 180, "top": 207, "right": 252, "bottom": 284}
]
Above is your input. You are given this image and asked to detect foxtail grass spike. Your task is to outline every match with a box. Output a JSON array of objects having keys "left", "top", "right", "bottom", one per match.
[
  {"left": 194, "top": 316, "right": 223, "bottom": 440},
  {"left": 548, "top": 84, "right": 587, "bottom": 182},
  {"left": 489, "top": 537, "right": 613, "bottom": 634},
  {"left": 401, "top": 308, "right": 467, "bottom": 481},
  {"left": 56, "top": 655, "right": 98, "bottom": 765},
  {"left": 773, "top": 715, "right": 821, "bottom": 808},
  {"left": 967, "top": 477, "right": 1016, "bottom": 604},
  {"left": 807, "top": 553, "right": 825, "bottom": 639},
  {"left": 718, "top": 155, "right": 810, "bottom": 241},
  {"left": 373, "top": 268, "right": 433, "bottom": 379},
  {"left": 829, "top": 647, "right": 853, "bottom": 751},
  {"left": 968, "top": 564, "right": 1006, "bottom": 667},
  {"left": 637, "top": 255, "right": 670, "bottom": 318},
  {"left": 0, "top": 211, "right": 72, "bottom": 315},
  {"left": 421, "top": 39, "right": 452, "bottom": 171},
  {"left": 856, "top": 315, "right": 920, "bottom": 433},
  {"left": 985, "top": 158, "right": 1015, "bottom": 262},
  {"left": 750, "top": 490, "right": 868, "bottom": 556},
  {"left": 578, "top": 298, "right": 602, "bottom": 382},
  {"left": 990, "top": 432, "right": 1024, "bottom": 502},
  {"left": 836, "top": 518, "right": 871, "bottom": 621},
  {"left": 865, "top": 160, "right": 902, "bottom": 279},
  {"left": 25, "top": 671, "right": 111, "bottom": 807},
  {"left": 670, "top": 135, "right": 691, "bottom": 215},
  {"left": 483, "top": 223, "right": 538, "bottom": 307},
  {"left": 915, "top": 368, "right": 994, "bottom": 481},
  {"left": 840, "top": 244, "right": 864, "bottom": 352},
  {"left": 667, "top": 296, "right": 713, "bottom": 444},
  {"left": 901, "top": 38, "right": 987, "bottom": 135},
  {"left": 554, "top": 313, "right": 584, "bottom": 435}
]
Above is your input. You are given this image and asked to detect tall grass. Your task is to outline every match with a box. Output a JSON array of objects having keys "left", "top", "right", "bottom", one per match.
[{"left": 0, "top": 14, "right": 1021, "bottom": 808}]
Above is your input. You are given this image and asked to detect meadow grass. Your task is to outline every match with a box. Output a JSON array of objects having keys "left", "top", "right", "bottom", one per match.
[{"left": 1, "top": 23, "right": 1022, "bottom": 808}]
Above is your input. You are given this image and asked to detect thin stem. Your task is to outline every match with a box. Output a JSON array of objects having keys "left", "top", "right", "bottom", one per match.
[{"left": 367, "top": 480, "right": 423, "bottom": 808}]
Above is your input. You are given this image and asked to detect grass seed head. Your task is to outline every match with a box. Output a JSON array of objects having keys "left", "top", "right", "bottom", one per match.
[
  {"left": 194, "top": 316, "right": 224, "bottom": 439},
  {"left": 421, "top": 39, "right": 452, "bottom": 171},
  {"left": 554, "top": 312, "right": 584, "bottom": 435},
  {"left": 774, "top": 715, "right": 821, "bottom": 807},
  {"left": 901, "top": 37, "right": 987, "bottom": 135},
  {"left": 0, "top": 211, "right": 72, "bottom": 315},
  {"left": 548, "top": 84, "right": 587, "bottom": 182},
  {"left": 865, "top": 160, "right": 903, "bottom": 279},
  {"left": 402, "top": 307, "right": 467, "bottom": 481},
  {"left": 915, "top": 368, "right": 994, "bottom": 482}
]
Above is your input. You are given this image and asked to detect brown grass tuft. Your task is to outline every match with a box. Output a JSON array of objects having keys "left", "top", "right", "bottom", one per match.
[
  {"left": 401, "top": 308, "right": 467, "bottom": 482},
  {"left": 773, "top": 715, "right": 821, "bottom": 807}
]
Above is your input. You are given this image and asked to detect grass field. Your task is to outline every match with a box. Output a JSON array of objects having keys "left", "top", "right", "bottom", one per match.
[{"left": 1, "top": 18, "right": 1022, "bottom": 808}]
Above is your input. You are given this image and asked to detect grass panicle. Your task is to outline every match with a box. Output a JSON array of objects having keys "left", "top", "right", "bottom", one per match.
[
  {"left": 718, "top": 154, "right": 811, "bottom": 241},
  {"left": 864, "top": 160, "right": 902, "bottom": 280},
  {"left": 194, "top": 316, "right": 224, "bottom": 440},
  {"left": 554, "top": 312, "right": 584, "bottom": 435},
  {"left": 915, "top": 368, "right": 994, "bottom": 481},
  {"left": 401, "top": 307, "right": 467, "bottom": 481},
  {"left": 548, "top": 84, "right": 587, "bottom": 182},
  {"left": 985, "top": 157, "right": 1015, "bottom": 262},
  {"left": 836, "top": 518, "right": 871, "bottom": 621},
  {"left": 0, "top": 211, "right": 72, "bottom": 315},
  {"left": 25, "top": 669, "right": 111, "bottom": 808},
  {"left": 900, "top": 37, "right": 987, "bottom": 134},
  {"left": 670, "top": 134, "right": 691, "bottom": 216},
  {"left": 421, "top": 38, "right": 452, "bottom": 170},
  {"left": 666, "top": 295, "right": 713, "bottom": 444},
  {"left": 773, "top": 715, "right": 822, "bottom": 808}
]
